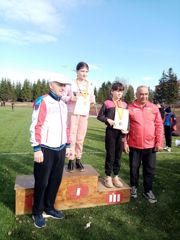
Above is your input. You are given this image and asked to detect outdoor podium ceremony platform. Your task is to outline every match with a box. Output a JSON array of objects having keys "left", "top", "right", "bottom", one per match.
[{"left": 14, "top": 164, "right": 131, "bottom": 215}]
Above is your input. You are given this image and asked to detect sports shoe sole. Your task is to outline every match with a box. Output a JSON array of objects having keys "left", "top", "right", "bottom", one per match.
[
  {"left": 113, "top": 183, "right": 123, "bottom": 188},
  {"left": 104, "top": 182, "right": 114, "bottom": 188},
  {"left": 142, "top": 193, "right": 157, "bottom": 203},
  {"left": 76, "top": 168, "right": 85, "bottom": 172},
  {"left": 76, "top": 163, "right": 85, "bottom": 172},
  {"left": 66, "top": 167, "right": 74, "bottom": 173},
  {"left": 113, "top": 179, "right": 123, "bottom": 188},
  {"left": 32, "top": 216, "right": 46, "bottom": 228},
  {"left": 131, "top": 194, "right": 137, "bottom": 199},
  {"left": 43, "top": 212, "right": 64, "bottom": 219}
]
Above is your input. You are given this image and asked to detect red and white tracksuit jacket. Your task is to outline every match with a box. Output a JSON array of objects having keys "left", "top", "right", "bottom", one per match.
[
  {"left": 30, "top": 93, "right": 69, "bottom": 150},
  {"left": 127, "top": 100, "right": 164, "bottom": 149}
]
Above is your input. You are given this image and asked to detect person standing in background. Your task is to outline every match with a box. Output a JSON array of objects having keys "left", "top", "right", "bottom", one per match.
[
  {"left": 163, "top": 106, "right": 177, "bottom": 152},
  {"left": 154, "top": 101, "right": 165, "bottom": 120}
]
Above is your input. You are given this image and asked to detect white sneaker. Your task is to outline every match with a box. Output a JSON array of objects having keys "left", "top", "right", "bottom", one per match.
[
  {"left": 104, "top": 176, "right": 114, "bottom": 188},
  {"left": 167, "top": 147, "right": 171, "bottom": 152},
  {"left": 131, "top": 186, "right": 137, "bottom": 198},
  {"left": 143, "top": 190, "right": 157, "bottom": 203},
  {"left": 112, "top": 176, "right": 123, "bottom": 188},
  {"left": 163, "top": 146, "right": 168, "bottom": 150}
]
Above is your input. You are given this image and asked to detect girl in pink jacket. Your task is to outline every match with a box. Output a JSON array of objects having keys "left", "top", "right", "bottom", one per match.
[{"left": 63, "top": 62, "right": 95, "bottom": 172}]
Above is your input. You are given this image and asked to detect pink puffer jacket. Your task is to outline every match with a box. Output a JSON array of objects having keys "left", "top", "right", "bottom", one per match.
[{"left": 127, "top": 100, "right": 164, "bottom": 149}]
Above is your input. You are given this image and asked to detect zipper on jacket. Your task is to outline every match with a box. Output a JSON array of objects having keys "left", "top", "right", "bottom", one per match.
[{"left": 58, "top": 102, "right": 63, "bottom": 145}]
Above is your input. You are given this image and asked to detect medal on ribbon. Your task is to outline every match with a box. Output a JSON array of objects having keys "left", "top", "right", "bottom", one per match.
[
  {"left": 113, "top": 99, "right": 124, "bottom": 129},
  {"left": 76, "top": 80, "right": 89, "bottom": 104}
]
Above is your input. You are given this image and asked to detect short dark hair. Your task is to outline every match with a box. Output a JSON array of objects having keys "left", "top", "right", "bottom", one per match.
[
  {"left": 165, "top": 106, "right": 171, "bottom": 113},
  {"left": 76, "top": 62, "right": 89, "bottom": 71},
  {"left": 111, "top": 81, "right": 124, "bottom": 91}
]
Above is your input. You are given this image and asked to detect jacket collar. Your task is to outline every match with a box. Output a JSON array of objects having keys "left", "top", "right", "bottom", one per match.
[
  {"left": 48, "top": 90, "right": 61, "bottom": 101},
  {"left": 132, "top": 100, "right": 151, "bottom": 108}
]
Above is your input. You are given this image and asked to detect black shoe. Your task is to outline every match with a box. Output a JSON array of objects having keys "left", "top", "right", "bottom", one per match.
[
  {"left": 67, "top": 160, "right": 74, "bottom": 172},
  {"left": 76, "top": 159, "right": 84, "bottom": 171}
]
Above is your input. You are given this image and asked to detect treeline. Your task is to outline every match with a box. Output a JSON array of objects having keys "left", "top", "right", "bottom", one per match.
[
  {"left": 94, "top": 81, "right": 135, "bottom": 104},
  {"left": 0, "top": 77, "right": 136, "bottom": 104},
  {"left": 0, "top": 68, "right": 179, "bottom": 105},
  {"left": 0, "top": 79, "right": 49, "bottom": 102},
  {"left": 154, "top": 68, "right": 179, "bottom": 105},
  {"left": 95, "top": 68, "right": 179, "bottom": 105}
]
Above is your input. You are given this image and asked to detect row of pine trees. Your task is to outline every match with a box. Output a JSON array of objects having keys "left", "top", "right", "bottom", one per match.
[{"left": 0, "top": 68, "right": 179, "bottom": 105}]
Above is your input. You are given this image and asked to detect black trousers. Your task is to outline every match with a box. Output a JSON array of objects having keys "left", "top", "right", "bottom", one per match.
[
  {"left": 129, "top": 147, "right": 156, "bottom": 192},
  {"left": 164, "top": 125, "right": 172, "bottom": 147},
  {"left": 105, "top": 127, "right": 123, "bottom": 176},
  {"left": 32, "top": 146, "right": 66, "bottom": 215}
]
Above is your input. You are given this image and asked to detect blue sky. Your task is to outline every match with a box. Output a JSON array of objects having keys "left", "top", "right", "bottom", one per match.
[{"left": 0, "top": 0, "right": 179, "bottom": 90}]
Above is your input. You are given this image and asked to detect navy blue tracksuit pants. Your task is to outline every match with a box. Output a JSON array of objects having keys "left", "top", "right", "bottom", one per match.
[{"left": 32, "top": 146, "right": 65, "bottom": 215}]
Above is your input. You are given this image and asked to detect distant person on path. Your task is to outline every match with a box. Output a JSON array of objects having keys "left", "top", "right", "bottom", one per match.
[
  {"left": 163, "top": 106, "right": 177, "bottom": 152},
  {"left": 62, "top": 62, "right": 95, "bottom": 172},
  {"left": 11, "top": 102, "right": 14, "bottom": 111},
  {"left": 30, "top": 75, "right": 70, "bottom": 228},
  {"left": 97, "top": 81, "right": 128, "bottom": 188},
  {"left": 124, "top": 86, "right": 163, "bottom": 203}
]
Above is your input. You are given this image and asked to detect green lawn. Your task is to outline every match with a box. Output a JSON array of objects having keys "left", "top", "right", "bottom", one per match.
[{"left": 0, "top": 106, "right": 179, "bottom": 240}]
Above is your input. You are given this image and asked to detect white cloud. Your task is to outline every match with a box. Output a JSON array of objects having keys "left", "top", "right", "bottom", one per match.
[
  {"left": 0, "top": 0, "right": 104, "bottom": 43},
  {"left": 0, "top": 28, "right": 57, "bottom": 44},
  {"left": 0, "top": 0, "right": 62, "bottom": 33},
  {"left": 0, "top": 69, "right": 32, "bottom": 83},
  {"left": 89, "top": 64, "right": 102, "bottom": 71},
  {"left": 0, "top": 68, "right": 70, "bottom": 83},
  {"left": 52, "top": 0, "right": 104, "bottom": 8},
  {"left": 0, "top": 0, "right": 64, "bottom": 43},
  {"left": 0, "top": 0, "right": 102, "bottom": 29},
  {"left": 143, "top": 76, "right": 155, "bottom": 81}
]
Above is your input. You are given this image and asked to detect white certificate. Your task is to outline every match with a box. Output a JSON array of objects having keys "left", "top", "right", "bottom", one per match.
[
  {"left": 73, "top": 96, "right": 90, "bottom": 116},
  {"left": 113, "top": 108, "right": 129, "bottom": 131}
]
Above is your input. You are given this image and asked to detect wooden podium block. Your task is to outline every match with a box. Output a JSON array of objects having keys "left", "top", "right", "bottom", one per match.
[
  {"left": 14, "top": 175, "right": 34, "bottom": 215},
  {"left": 55, "top": 178, "right": 130, "bottom": 210},
  {"left": 14, "top": 165, "right": 130, "bottom": 215},
  {"left": 59, "top": 164, "right": 99, "bottom": 201}
]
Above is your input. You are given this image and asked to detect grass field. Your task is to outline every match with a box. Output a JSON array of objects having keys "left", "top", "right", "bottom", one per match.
[{"left": 0, "top": 106, "right": 179, "bottom": 240}]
